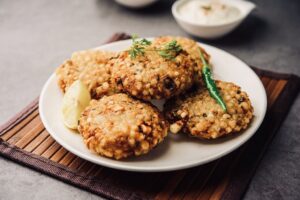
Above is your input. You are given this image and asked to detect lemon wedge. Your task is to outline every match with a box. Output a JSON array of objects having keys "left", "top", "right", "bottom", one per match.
[{"left": 62, "top": 80, "right": 91, "bottom": 130}]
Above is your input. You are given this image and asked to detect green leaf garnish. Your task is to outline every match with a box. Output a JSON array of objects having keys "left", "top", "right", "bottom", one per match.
[
  {"left": 158, "top": 40, "right": 183, "bottom": 61},
  {"left": 128, "top": 35, "right": 152, "bottom": 59},
  {"left": 128, "top": 35, "right": 183, "bottom": 61}
]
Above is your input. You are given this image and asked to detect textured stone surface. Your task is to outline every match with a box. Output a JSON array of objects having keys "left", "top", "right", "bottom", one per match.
[{"left": 0, "top": 0, "right": 299, "bottom": 199}]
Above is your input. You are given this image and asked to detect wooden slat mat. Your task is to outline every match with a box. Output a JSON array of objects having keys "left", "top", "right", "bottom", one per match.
[{"left": 0, "top": 33, "right": 299, "bottom": 200}]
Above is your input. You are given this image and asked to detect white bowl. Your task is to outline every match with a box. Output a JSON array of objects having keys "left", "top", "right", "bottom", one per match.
[
  {"left": 115, "top": 0, "right": 159, "bottom": 8},
  {"left": 172, "top": 0, "right": 256, "bottom": 39}
]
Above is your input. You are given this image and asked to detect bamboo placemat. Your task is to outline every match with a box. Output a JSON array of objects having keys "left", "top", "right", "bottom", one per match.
[{"left": 0, "top": 33, "right": 299, "bottom": 200}]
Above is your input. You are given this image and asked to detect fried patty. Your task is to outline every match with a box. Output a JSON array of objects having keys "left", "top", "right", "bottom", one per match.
[
  {"left": 164, "top": 81, "right": 253, "bottom": 139},
  {"left": 111, "top": 37, "right": 209, "bottom": 101},
  {"left": 153, "top": 36, "right": 209, "bottom": 83},
  {"left": 56, "top": 50, "right": 119, "bottom": 99},
  {"left": 78, "top": 93, "right": 169, "bottom": 159}
]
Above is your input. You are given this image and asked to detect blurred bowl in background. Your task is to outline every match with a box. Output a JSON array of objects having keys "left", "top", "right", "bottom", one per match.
[
  {"left": 172, "top": 0, "right": 256, "bottom": 39},
  {"left": 115, "top": 0, "right": 159, "bottom": 8}
]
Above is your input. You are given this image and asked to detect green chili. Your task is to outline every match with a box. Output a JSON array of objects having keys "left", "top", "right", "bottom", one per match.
[{"left": 199, "top": 49, "right": 227, "bottom": 112}]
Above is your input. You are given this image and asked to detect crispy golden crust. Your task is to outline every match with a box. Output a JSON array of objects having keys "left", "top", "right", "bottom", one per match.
[
  {"left": 78, "top": 93, "right": 169, "bottom": 160},
  {"left": 111, "top": 37, "right": 209, "bottom": 101},
  {"left": 164, "top": 81, "right": 253, "bottom": 139},
  {"left": 56, "top": 50, "right": 119, "bottom": 99},
  {"left": 153, "top": 36, "right": 210, "bottom": 84}
]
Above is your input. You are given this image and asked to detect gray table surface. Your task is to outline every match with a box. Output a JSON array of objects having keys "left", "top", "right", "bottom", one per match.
[{"left": 0, "top": 0, "right": 299, "bottom": 199}]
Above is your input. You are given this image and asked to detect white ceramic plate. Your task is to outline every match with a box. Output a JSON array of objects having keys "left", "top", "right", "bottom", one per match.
[{"left": 39, "top": 39, "right": 267, "bottom": 172}]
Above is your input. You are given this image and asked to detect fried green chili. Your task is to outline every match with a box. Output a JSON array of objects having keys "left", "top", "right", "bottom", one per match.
[{"left": 199, "top": 49, "right": 227, "bottom": 112}]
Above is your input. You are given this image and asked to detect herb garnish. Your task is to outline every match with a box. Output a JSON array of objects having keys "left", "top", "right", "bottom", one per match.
[
  {"left": 201, "top": 5, "right": 212, "bottom": 11},
  {"left": 128, "top": 35, "right": 183, "bottom": 61},
  {"left": 158, "top": 40, "right": 183, "bottom": 61},
  {"left": 128, "top": 35, "right": 152, "bottom": 59}
]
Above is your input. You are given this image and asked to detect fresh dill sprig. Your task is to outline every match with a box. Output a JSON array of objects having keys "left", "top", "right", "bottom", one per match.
[
  {"left": 128, "top": 35, "right": 183, "bottom": 61},
  {"left": 158, "top": 40, "right": 183, "bottom": 61},
  {"left": 128, "top": 35, "right": 152, "bottom": 59}
]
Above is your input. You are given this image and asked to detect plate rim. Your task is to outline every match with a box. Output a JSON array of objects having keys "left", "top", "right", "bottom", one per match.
[{"left": 39, "top": 39, "right": 267, "bottom": 172}]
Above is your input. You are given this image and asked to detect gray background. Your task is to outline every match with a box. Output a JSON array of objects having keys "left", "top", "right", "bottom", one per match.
[{"left": 0, "top": 0, "right": 299, "bottom": 199}]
